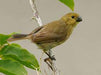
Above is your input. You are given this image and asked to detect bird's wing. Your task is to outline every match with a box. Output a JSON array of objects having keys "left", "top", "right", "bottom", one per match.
[
  {"left": 32, "top": 20, "right": 67, "bottom": 43},
  {"left": 33, "top": 32, "right": 65, "bottom": 43}
]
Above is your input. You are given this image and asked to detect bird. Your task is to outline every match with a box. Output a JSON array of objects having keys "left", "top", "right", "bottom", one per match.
[{"left": 7, "top": 12, "right": 82, "bottom": 60}]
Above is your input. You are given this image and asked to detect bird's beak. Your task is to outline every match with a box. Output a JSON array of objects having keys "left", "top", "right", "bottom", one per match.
[{"left": 76, "top": 17, "right": 82, "bottom": 22}]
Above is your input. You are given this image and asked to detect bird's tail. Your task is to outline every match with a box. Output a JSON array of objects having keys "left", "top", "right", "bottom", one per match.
[{"left": 7, "top": 34, "right": 31, "bottom": 42}]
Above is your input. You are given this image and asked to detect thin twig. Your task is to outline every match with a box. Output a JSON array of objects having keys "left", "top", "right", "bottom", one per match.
[
  {"left": 29, "top": 0, "right": 60, "bottom": 75},
  {"left": 29, "top": 0, "right": 42, "bottom": 26},
  {"left": 49, "top": 50, "right": 60, "bottom": 75},
  {"left": 52, "top": 60, "right": 60, "bottom": 75}
]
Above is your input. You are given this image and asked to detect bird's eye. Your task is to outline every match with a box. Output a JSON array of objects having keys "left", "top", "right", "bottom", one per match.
[{"left": 71, "top": 16, "right": 75, "bottom": 18}]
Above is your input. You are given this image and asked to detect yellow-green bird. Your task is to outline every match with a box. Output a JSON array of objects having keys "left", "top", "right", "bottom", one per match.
[{"left": 7, "top": 12, "right": 82, "bottom": 60}]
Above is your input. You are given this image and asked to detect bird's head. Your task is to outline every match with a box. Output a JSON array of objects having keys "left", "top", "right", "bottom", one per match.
[{"left": 61, "top": 12, "right": 82, "bottom": 27}]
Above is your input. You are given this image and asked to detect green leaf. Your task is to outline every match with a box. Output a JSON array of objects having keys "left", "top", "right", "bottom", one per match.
[
  {"left": 0, "top": 34, "right": 11, "bottom": 46},
  {"left": 0, "top": 33, "right": 19, "bottom": 46},
  {"left": 0, "top": 60, "right": 27, "bottom": 75},
  {"left": 0, "top": 44, "right": 40, "bottom": 70},
  {"left": 59, "top": 0, "right": 74, "bottom": 11}
]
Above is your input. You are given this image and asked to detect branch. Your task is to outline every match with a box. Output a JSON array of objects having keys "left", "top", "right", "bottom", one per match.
[
  {"left": 29, "top": 0, "right": 42, "bottom": 26},
  {"left": 29, "top": 0, "right": 60, "bottom": 75}
]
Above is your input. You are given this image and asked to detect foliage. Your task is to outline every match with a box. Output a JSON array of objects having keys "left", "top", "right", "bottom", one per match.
[
  {"left": 0, "top": 34, "right": 11, "bottom": 46},
  {"left": 0, "top": 34, "right": 40, "bottom": 75},
  {"left": 59, "top": 0, "right": 74, "bottom": 11},
  {"left": 0, "top": 60, "right": 27, "bottom": 75}
]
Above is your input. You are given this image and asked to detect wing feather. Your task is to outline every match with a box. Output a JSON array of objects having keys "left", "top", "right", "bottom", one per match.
[{"left": 32, "top": 20, "right": 67, "bottom": 43}]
